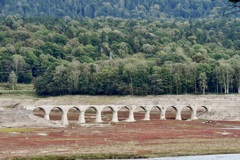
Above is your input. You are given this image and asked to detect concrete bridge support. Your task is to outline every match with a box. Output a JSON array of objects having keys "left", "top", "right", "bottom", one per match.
[
  {"left": 61, "top": 111, "right": 69, "bottom": 126},
  {"left": 127, "top": 108, "right": 135, "bottom": 122},
  {"left": 79, "top": 111, "right": 86, "bottom": 123},
  {"left": 44, "top": 111, "right": 50, "bottom": 120},
  {"left": 175, "top": 106, "right": 182, "bottom": 120},
  {"left": 191, "top": 111, "right": 198, "bottom": 120},
  {"left": 143, "top": 110, "right": 150, "bottom": 120},
  {"left": 42, "top": 107, "right": 52, "bottom": 121},
  {"left": 159, "top": 106, "right": 166, "bottom": 120},
  {"left": 27, "top": 104, "right": 211, "bottom": 126},
  {"left": 95, "top": 110, "right": 102, "bottom": 123},
  {"left": 160, "top": 111, "right": 166, "bottom": 120},
  {"left": 112, "top": 111, "right": 119, "bottom": 122},
  {"left": 190, "top": 106, "right": 198, "bottom": 120}
]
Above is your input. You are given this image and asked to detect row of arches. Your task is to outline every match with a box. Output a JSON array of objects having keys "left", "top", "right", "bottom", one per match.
[{"left": 33, "top": 105, "right": 209, "bottom": 125}]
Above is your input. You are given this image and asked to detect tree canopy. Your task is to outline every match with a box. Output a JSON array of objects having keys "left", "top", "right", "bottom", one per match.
[
  {"left": 0, "top": 0, "right": 232, "bottom": 20},
  {"left": 222, "top": 0, "right": 240, "bottom": 15},
  {"left": 0, "top": 0, "right": 239, "bottom": 96},
  {"left": 0, "top": 16, "right": 239, "bottom": 95},
  {"left": 229, "top": 0, "right": 240, "bottom": 3}
]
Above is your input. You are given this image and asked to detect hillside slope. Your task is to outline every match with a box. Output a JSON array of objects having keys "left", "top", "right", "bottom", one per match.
[{"left": 0, "top": 0, "right": 229, "bottom": 19}]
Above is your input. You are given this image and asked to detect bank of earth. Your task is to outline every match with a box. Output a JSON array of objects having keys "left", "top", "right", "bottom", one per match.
[{"left": 0, "top": 95, "right": 240, "bottom": 159}]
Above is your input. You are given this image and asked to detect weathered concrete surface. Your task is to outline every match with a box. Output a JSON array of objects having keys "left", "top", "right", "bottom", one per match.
[
  {"left": 0, "top": 95, "right": 240, "bottom": 127},
  {"left": 24, "top": 104, "right": 209, "bottom": 125},
  {"left": 19, "top": 94, "right": 240, "bottom": 121}
]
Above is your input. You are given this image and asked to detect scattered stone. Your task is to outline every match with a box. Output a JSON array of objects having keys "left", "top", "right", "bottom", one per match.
[
  {"left": 203, "top": 120, "right": 216, "bottom": 124},
  {"left": 216, "top": 131, "right": 232, "bottom": 135},
  {"left": 0, "top": 108, "right": 64, "bottom": 128}
]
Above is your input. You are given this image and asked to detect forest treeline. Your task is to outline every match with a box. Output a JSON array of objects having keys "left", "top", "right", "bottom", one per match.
[
  {"left": 0, "top": 16, "right": 240, "bottom": 95},
  {"left": 0, "top": 0, "right": 232, "bottom": 20}
]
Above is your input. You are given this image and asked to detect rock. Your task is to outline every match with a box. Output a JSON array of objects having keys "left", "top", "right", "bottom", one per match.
[{"left": 0, "top": 108, "right": 64, "bottom": 128}]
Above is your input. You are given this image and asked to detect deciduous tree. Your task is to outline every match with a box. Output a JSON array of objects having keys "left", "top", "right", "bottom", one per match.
[
  {"left": 8, "top": 71, "right": 17, "bottom": 90},
  {"left": 199, "top": 72, "right": 208, "bottom": 95}
]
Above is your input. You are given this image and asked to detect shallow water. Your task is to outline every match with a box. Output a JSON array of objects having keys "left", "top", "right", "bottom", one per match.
[{"left": 147, "top": 154, "right": 240, "bottom": 160}]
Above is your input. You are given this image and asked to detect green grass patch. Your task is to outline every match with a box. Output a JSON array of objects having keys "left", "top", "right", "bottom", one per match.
[
  {"left": 0, "top": 83, "right": 34, "bottom": 90},
  {"left": 0, "top": 83, "right": 36, "bottom": 97},
  {"left": 0, "top": 90, "right": 37, "bottom": 98},
  {"left": 0, "top": 90, "right": 35, "bottom": 95},
  {"left": 0, "top": 128, "right": 36, "bottom": 133},
  {"left": 12, "top": 153, "right": 147, "bottom": 160}
]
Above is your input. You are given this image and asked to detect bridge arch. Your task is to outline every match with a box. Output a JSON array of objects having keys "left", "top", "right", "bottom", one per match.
[
  {"left": 180, "top": 106, "right": 193, "bottom": 120},
  {"left": 49, "top": 107, "right": 64, "bottom": 121},
  {"left": 67, "top": 106, "right": 80, "bottom": 122},
  {"left": 196, "top": 105, "right": 209, "bottom": 119},
  {"left": 48, "top": 106, "right": 69, "bottom": 125},
  {"left": 33, "top": 107, "right": 46, "bottom": 118},
  {"left": 165, "top": 106, "right": 178, "bottom": 120},
  {"left": 134, "top": 106, "right": 147, "bottom": 121},
  {"left": 101, "top": 106, "right": 114, "bottom": 122},
  {"left": 118, "top": 106, "right": 130, "bottom": 121},
  {"left": 150, "top": 106, "right": 162, "bottom": 120},
  {"left": 29, "top": 104, "right": 212, "bottom": 125},
  {"left": 84, "top": 106, "right": 99, "bottom": 123}
]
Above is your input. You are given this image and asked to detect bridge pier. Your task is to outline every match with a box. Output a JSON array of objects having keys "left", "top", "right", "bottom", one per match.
[
  {"left": 61, "top": 112, "right": 69, "bottom": 125},
  {"left": 112, "top": 111, "right": 119, "bottom": 122},
  {"left": 44, "top": 111, "right": 50, "bottom": 120},
  {"left": 160, "top": 112, "right": 166, "bottom": 120},
  {"left": 126, "top": 109, "right": 135, "bottom": 122},
  {"left": 175, "top": 110, "right": 182, "bottom": 120},
  {"left": 191, "top": 109, "right": 198, "bottom": 120},
  {"left": 95, "top": 111, "right": 102, "bottom": 123},
  {"left": 143, "top": 110, "right": 150, "bottom": 120},
  {"left": 29, "top": 104, "right": 211, "bottom": 125},
  {"left": 79, "top": 111, "right": 85, "bottom": 123}
]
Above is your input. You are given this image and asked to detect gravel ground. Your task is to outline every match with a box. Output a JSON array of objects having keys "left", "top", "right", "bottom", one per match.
[{"left": 0, "top": 107, "right": 63, "bottom": 128}]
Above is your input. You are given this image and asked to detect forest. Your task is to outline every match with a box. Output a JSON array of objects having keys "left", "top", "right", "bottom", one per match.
[
  {"left": 0, "top": 0, "right": 240, "bottom": 96},
  {"left": 0, "top": 0, "right": 233, "bottom": 19}
]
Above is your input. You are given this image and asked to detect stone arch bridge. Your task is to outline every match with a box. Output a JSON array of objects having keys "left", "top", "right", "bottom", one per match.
[{"left": 25, "top": 104, "right": 211, "bottom": 126}]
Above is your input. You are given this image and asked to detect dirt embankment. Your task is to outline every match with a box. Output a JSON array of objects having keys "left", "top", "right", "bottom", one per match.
[
  {"left": 0, "top": 95, "right": 240, "bottom": 128},
  {"left": 0, "top": 108, "right": 63, "bottom": 128}
]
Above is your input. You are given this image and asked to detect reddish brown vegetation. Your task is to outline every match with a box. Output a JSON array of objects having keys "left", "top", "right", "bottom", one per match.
[{"left": 1, "top": 111, "right": 240, "bottom": 159}]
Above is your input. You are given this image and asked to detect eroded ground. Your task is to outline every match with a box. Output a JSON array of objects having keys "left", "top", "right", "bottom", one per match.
[{"left": 0, "top": 111, "right": 240, "bottom": 160}]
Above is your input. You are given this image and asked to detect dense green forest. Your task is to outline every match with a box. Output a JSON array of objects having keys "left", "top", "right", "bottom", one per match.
[
  {"left": 0, "top": 0, "right": 233, "bottom": 19},
  {"left": 0, "top": 16, "right": 240, "bottom": 95},
  {"left": 0, "top": 0, "right": 240, "bottom": 95}
]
